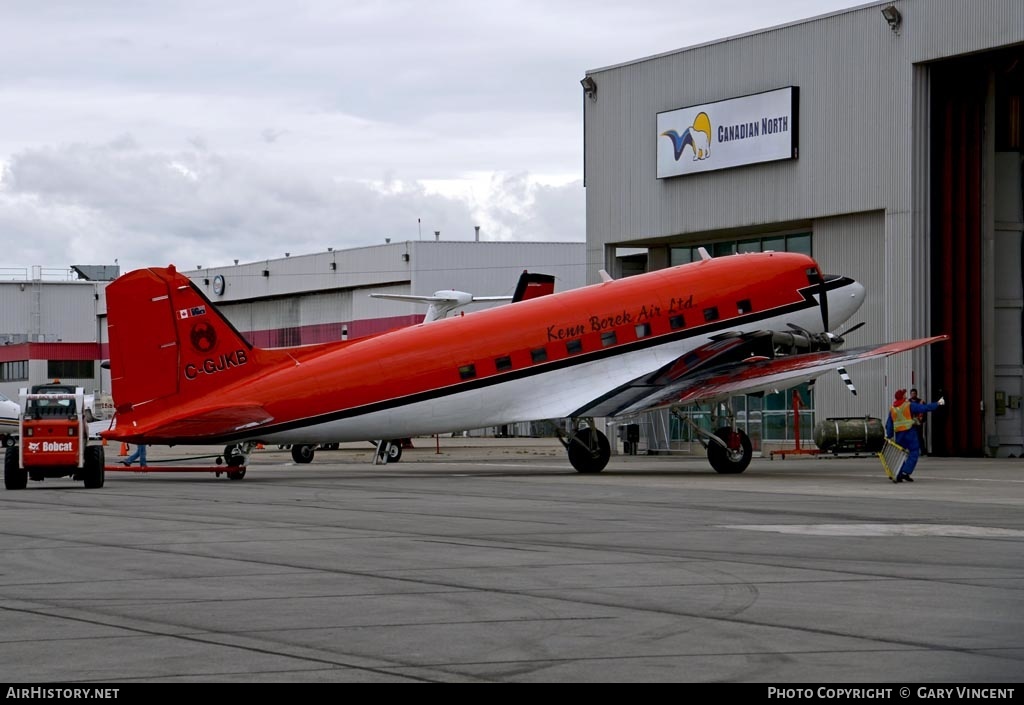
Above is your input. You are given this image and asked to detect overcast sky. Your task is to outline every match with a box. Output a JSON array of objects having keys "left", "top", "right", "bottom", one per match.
[{"left": 0, "top": 0, "right": 866, "bottom": 275}]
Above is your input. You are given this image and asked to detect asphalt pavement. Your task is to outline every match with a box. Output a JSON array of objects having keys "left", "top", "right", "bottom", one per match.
[{"left": 1, "top": 439, "right": 1022, "bottom": 683}]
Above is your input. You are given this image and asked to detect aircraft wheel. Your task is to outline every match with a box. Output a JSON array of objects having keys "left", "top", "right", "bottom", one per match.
[
  {"left": 387, "top": 441, "right": 402, "bottom": 463},
  {"left": 5, "top": 447, "right": 27, "bottom": 490},
  {"left": 567, "top": 428, "right": 610, "bottom": 474},
  {"left": 291, "top": 444, "right": 315, "bottom": 464},
  {"left": 227, "top": 468, "right": 247, "bottom": 480},
  {"left": 2, "top": 435, "right": 15, "bottom": 448},
  {"left": 707, "top": 427, "right": 752, "bottom": 474},
  {"left": 83, "top": 445, "right": 105, "bottom": 488},
  {"left": 223, "top": 444, "right": 246, "bottom": 467}
]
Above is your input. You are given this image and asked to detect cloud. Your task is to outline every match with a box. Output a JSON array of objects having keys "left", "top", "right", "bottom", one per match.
[
  {"left": 0, "top": 0, "right": 859, "bottom": 271},
  {"left": 0, "top": 137, "right": 582, "bottom": 271}
]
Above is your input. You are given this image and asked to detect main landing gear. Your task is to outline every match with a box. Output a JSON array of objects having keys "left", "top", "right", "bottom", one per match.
[
  {"left": 671, "top": 405, "right": 753, "bottom": 474},
  {"left": 558, "top": 418, "right": 611, "bottom": 474},
  {"left": 291, "top": 444, "right": 316, "bottom": 464}
]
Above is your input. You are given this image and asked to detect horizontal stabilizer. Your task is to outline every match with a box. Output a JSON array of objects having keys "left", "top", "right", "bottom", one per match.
[{"left": 103, "top": 403, "right": 274, "bottom": 443}]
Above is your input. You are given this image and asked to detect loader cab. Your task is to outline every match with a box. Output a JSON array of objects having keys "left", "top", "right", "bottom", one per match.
[{"left": 27, "top": 384, "right": 79, "bottom": 419}]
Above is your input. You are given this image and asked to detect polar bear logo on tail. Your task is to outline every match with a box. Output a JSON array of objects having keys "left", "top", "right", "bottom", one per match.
[{"left": 661, "top": 111, "right": 712, "bottom": 161}]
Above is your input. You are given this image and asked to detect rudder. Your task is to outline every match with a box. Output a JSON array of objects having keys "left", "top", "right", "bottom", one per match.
[{"left": 105, "top": 265, "right": 258, "bottom": 416}]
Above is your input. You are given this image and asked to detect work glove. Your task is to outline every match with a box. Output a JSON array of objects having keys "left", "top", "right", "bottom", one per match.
[{"left": 937, "top": 397, "right": 945, "bottom": 406}]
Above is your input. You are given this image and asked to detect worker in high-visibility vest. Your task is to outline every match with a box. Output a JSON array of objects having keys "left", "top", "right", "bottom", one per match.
[{"left": 885, "top": 388, "right": 944, "bottom": 483}]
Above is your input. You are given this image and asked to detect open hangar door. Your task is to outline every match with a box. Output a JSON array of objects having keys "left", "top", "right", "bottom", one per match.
[{"left": 930, "top": 48, "right": 1024, "bottom": 457}]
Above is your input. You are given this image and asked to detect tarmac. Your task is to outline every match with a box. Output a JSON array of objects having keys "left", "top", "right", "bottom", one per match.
[{"left": 1, "top": 438, "right": 1023, "bottom": 683}]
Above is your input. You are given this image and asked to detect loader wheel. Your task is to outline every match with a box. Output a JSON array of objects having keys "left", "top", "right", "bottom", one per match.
[
  {"left": 83, "top": 445, "right": 105, "bottom": 488},
  {"left": 5, "top": 447, "right": 27, "bottom": 490}
]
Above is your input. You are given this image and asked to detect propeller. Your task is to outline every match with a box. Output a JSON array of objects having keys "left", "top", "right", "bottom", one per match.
[
  {"left": 838, "top": 321, "right": 866, "bottom": 337},
  {"left": 813, "top": 270, "right": 830, "bottom": 333},
  {"left": 837, "top": 366, "right": 857, "bottom": 395}
]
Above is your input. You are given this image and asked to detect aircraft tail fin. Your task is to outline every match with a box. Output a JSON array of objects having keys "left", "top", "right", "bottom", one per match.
[
  {"left": 512, "top": 271, "right": 556, "bottom": 302},
  {"left": 104, "top": 265, "right": 284, "bottom": 424}
]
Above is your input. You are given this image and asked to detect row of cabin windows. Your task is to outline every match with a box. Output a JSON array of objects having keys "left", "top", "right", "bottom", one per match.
[{"left": 456, "top": 298, "right": 755, "bottom": 381}]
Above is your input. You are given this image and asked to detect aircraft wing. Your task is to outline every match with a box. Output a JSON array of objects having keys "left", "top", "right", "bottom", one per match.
[
  {"left": 574, "top": 335, "right": 948, "bottom": 418},
  {"left": 369, "top": 294, "right": 455, "bottom": 304}
]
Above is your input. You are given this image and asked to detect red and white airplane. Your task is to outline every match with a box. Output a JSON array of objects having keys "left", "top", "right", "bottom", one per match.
[{"left": 101, "top": 250, "right": 945, "bottom": 474}]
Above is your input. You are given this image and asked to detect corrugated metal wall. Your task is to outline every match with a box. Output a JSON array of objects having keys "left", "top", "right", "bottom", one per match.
[
  {"left": 812, "top": 211, "right": 888, "bottom": 419},
  {"left": 0, "top": 282, "right": 105, "bottom": 344}
]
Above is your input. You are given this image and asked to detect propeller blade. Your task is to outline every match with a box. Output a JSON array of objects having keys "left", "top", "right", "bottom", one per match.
[
  {"left": 817, "top": 273, "right": 830, "bottom": 333},
  {"left": 839, "top": 321, "right": 866, "bottom": 337},
  {"left": 837, "top": 366, "right": 857, "bottom": 395}
]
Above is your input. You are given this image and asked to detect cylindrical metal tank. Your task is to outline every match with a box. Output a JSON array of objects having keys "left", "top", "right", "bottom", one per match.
[{"left": 814, "top": 417, "right": 885, "bottom": 454}]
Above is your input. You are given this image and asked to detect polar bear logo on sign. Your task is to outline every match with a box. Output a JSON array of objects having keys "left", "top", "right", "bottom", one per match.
[{"left": 661, "top": 111, "right": 712, "bottom": 161}]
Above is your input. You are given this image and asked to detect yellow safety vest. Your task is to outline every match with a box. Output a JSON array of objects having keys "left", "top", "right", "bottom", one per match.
[{"left": 890, "top": 402, "right": 914, "bottom": 433}]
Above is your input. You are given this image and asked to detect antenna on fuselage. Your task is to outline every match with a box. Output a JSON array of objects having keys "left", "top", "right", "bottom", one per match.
[{"left": 697, "top": 247, "right": 712, "bottom": 261}]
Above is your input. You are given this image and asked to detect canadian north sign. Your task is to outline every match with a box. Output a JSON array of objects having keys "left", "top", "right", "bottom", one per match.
[{"left": 657, "top": 86, "right": 798, "bottom": 179}]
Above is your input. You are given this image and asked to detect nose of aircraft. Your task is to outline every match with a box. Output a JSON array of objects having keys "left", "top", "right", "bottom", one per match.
[{"left": 825, "top": 275, "right": 866, "bottom": 328}]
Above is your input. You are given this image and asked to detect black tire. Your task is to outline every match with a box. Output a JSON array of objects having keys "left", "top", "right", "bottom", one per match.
[
  {"left": 291, "top": 444, "right": 315, "bottom": 464},
  {"left": 567, "top": 428, "right": 610, "bottom": 474},
  {"left": 5, "top": 447, "right": 26, "bottom": 490},
  {"left": 707, "top": 427, "right": 752, "bottom": 474},
  {"left": 227, "top": 468, "right": 246, "bottom": 480},
  {"left": 2, "top": 435, "right": 15, "bottom": 448},
  {"left": 83, "top": 445, "right": 105, "bottom": 488},
  {"left": 223, "top": 444, "right": 246, "bottom": 467},
  {"left": 387, "top": 441, "right": 402, "bottom": 463}
]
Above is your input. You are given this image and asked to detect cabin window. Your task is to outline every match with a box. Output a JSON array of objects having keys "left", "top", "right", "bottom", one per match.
[
  {"left": 669, "top": 315, "right": 685, "bottom": 330},
  {"left": 458, "top": 364, "right": 476, "bottom": 380},
  {"left": 531, "top": 347, "right": 548, "bottom": 363},
  {"left": 566, "top": 339, "right": 583, "bottom": 355},
  {"left": 737, "top": 299, "right": 752, "bottom": 315},
  {"left": 601, "top": 331, "right": 617, "bottom": 347},
  {"left": 495, "top": 355, "right": 512, "bottom": 372},
  {"left": 703, "top": 307, "right": 719, "bottom": 322},
  {"left": 635, "top": 322, "right": 652, "bottom": 339}
]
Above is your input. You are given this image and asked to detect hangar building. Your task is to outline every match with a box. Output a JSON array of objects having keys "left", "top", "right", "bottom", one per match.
[{"left": 581, "top": 0, "right": 1024, "bottom": 456}]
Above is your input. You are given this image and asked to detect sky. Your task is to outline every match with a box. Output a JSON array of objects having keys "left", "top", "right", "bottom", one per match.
[{"left": 0, "top": 0, "right": 866, "bottom": 276}]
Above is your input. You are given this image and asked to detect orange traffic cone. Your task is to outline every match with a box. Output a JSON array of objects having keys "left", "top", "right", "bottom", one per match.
[
  {"left": 101, "top": 438, "right": 108, "bottom": 446},
  {"left": 256, "top": 443, "right": 265, "bottom": 450},
  {"left": 119, "top": 442, "right": 129, "bottom": 456}
]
